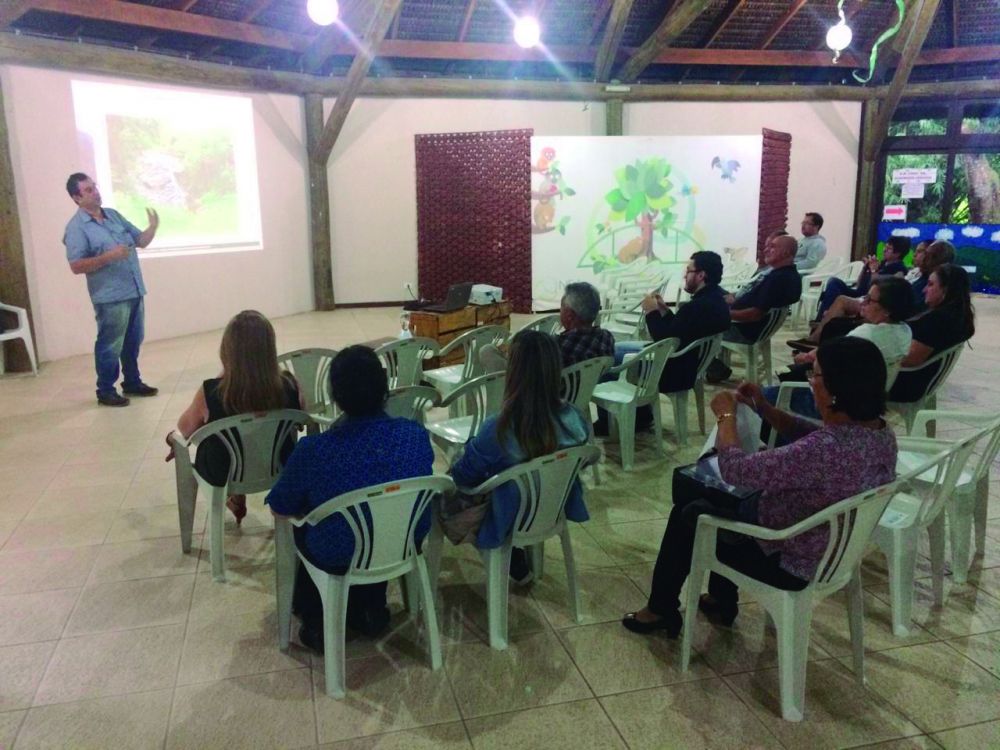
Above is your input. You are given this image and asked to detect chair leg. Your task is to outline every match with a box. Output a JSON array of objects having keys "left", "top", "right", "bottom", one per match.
[
  {"left": 209, "top": 488, "right": 227, "bottom": 582},
  {"left": 762, "top": 342, "right": 773, "bottom": 387},
  {"left": 174, "top": 466, "right": 198, "bottom": 555},
  {"left": 974, "top": 474, "right": 989, "bottom": 555},
  {"left": 23, "top": 331, "right": 38, "bottom": 375},
  {"left": 274, "top": 519, "right": 297, "bottom": 650},
  {"left": 415, "top": 557, "right": 442, "bottom": 670},
  {"left": 425, "top": 515, "right": 444, "bottom": 595},
  {"left": 927, "top": 516, "right": 947, "bottom": 606},
  {"left": 482, "top": 546, "right": 513, "bottom": 650},
  {"left": 886, "top": 528, "right": 918, "bottom": 636},
  {"left": 671, "top": 392, "right": 689, "bottom": 447},
  {"left": 694, "top": 382, "right": 707, "bottom": 436},
  {"left": 321, "top": 575, "right": 350, "bottom": 698},
  {"left": 617, "top": 407, "right": 636, "bottom": 471},
  {"left": 846, "top": 572, "right": 866, "bottom": 684},
  {"left": 559, "top": 527, "right": 581, "bottom": 624},
  {"left": 403, "top": 569, "right": 421, "bottom": 617},
  {"left": 947, "top": 496, "right": 974, "bottom": 586},
  {"left": 775, "top": 594, "right": 812, "bottom": 722},
  {"left": 530, "top": 542, "right": 545, "bottom": 582},
  {"left": 650, "top": 397, "right": 665, "bottom": 454},
  {"left": 680, "top": 561, "right": 706, "bottom": 673},
  {"left": 746, "top": 346, "right": 758, "bottom": 385}
]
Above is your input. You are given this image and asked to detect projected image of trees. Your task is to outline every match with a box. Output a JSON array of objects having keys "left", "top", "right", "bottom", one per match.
[{"left": 106, "top": 114, "right": 238, "bottom": 243}]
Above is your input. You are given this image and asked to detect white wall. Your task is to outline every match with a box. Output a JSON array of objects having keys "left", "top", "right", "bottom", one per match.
[
  {"left": 1, "top": 65, "right": 313, "bottom": 362},
  {"left": 326, "top": 97, "right": 606, "bottom": 303},
  {"left": 626, "top": 100, "right": 862, "bottom": 265}
]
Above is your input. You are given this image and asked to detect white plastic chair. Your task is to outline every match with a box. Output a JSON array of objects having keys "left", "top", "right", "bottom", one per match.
[
  {"left": 374, "top": 337, "right": 438, "bottom": 389},
  {"left": 872, "top": 431, "right": 981, "bottom": 636},
  {"left": 910, "top": 411, "right": 1000, "bottom": 585},
  {"left": 720, "top": 306, "right": 789, "bottom": 386},
  {"left": 425, "top": 371, "right": 505, "bottom": 462},
  {"left": 521, "top": 314, "right": 562, "bottom": 335},
  {"left": 597, "top": 297, "right": 647, "bottom": 341},
  {"left": 277, "top": 348, "right": 339, "bottom": 427},
  {"left": 794, "top": 262, "right": 848, "bottom": 326},
  {"left": 591, "top": 338, "right": 678, "bottom": 470},
  {"left": 428, "top": 445, "right": 599, "bottom": 650},
  {"left": 169, "top": 409, "right": 316, "bottom": 581},
  {"left": 664, "top": 333, "right": 724, "bottom": 446},
  {"left": 274, "top": 475, "right": 455, "bottom": 697},
  {"left": 888, "top": 343, "right": 964, "bottom": 434},
  {"left": 561, "top": 355, "right": 612, "bottom": 485},
  {"left": 384, "top": 385, "right": 441, "bottom": 424},
  {"left": 423, "top": 325, "right": 507, "bottom": 398},
  {"left": 0, "top": 301, "right": 38, "bottom": 375},
  {"left": 680, "top": 478, "right": 902, "bottom": 722}
]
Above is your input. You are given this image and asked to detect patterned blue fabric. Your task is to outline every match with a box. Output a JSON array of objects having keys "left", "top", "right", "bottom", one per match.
[
  {"left": 266, "top": 414, "right": 434, "bottom": 571},
  {"left": 64, "top": 208, "right": 146, "bottom": 304},
  {"left": 450, "top": 403, "right": 591, "bottom": 549}
]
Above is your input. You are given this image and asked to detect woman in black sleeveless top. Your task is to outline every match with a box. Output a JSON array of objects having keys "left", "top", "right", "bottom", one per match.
[{"left": 165, "top": 310, "right": 303, "bottom": 524}]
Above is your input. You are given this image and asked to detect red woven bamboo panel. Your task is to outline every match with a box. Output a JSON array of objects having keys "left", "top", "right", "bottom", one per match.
[
  {"left": 758, "top": 128, "right": 792, "bottom": 263},
  {"left": 415, "top": 128, "right": 533, "bottom": 313}
]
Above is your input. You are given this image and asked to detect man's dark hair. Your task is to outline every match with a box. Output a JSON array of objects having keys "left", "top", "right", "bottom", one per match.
[
  {"left": 328, "top": 345, "right": 388, "bottom": 417},
  {"left": 870, "top": 276, "right": 914, "bottom": 323},
  {"left": 805, "top": 212, "right": 824, "bottom": 230},
  {"left": 816, "top": 337, "right": 886, "bottom": 421},
  {"left": 690, "top": 251, "right": 723, "bottom": 286},
  {"left": 66, "top": 173, "right": 90, "bottom": 198},
  {"left": 885, "top": 236, "right": 911, "bottom": 257}
]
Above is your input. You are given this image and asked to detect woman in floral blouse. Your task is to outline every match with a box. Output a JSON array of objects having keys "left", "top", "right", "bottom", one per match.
[{"left": 622, "top": 336, "right": 897, "bottom": 637}]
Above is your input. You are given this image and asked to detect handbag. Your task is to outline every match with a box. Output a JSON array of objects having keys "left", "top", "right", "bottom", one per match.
[{"left": 672, "top": 453, "right": 761, "bottom": 514}]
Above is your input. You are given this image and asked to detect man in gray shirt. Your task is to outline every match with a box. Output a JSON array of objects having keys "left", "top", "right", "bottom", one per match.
[
  {"left": 64, "top": 173, "right": 160, "bottom": 406},
  {"left": 795, "top": 212, "right": 827, "bottom": 271}
]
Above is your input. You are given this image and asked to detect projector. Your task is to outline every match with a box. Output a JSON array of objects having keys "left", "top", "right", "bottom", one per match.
[{"left": 470, "top": 284, "right": 503, "bottom": 305}]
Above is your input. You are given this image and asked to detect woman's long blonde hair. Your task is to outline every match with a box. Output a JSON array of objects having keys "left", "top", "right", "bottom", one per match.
[
  {"left": 496, "top": 330, "right": 563, "bottom": 460},
  {"left": 218, "top": 310, "right": 287, "bottom": 415}
]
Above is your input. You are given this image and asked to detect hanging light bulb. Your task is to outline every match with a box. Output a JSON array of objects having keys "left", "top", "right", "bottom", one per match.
[
  {"left": 513, "top": 16, "right": 541, "bottom": 49},
  {"left": 826, "top": 6, "right": 853, "bottom": 62},
  {"left": 307, "top": 0, "right": 339, "bottom": 26}
]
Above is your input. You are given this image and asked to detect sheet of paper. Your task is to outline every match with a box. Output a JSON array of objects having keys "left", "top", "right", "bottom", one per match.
[{"left": 901, "top": 182, "right": 925, "bottom": 199}]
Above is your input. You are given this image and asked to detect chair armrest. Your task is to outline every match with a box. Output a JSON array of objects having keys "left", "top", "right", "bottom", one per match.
[
  {"left": 773, "top": 381, "right": 812, "bottom": 412},
  {"left": 457, "top": 446, "right": 601, "bottom": 495},
  {"left": 912, "top": 409, "right": 998, "bottom": 436},
  {"left": 0, "top": 302, "right": 21, "bottom": 314}
]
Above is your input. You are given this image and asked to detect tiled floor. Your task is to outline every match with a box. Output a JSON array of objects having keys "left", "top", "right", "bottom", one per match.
[{"left": 1, "top": 300, "right": 999, "bottom": 749}]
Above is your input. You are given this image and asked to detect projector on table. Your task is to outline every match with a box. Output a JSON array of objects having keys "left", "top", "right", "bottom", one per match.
[{"left": 470, "top": 284, "right": 503, "bottom": 305}]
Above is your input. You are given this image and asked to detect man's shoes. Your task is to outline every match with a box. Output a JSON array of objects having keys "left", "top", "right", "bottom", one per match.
[
  {"left": 704, "top": 359, "right": 732, "bottom": 385},
  {"left": 509, "top": 547, "right": 533, "bottom": 586},
  {"left": 785, "top": 338, "right": 816, "bottom": 353},
  {"left": 123, "top": 383, "right": 159, "bottom": 397},
  {"left": 97, "top": 392, "right": 130, "bottom": 407},
  {"left": 298, "top": 623, "right": 324, "bottom": 654}
]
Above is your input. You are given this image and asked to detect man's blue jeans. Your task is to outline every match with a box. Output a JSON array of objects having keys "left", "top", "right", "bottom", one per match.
[{"left": 93, "top": 297, "right": 144, "bottom": 397}]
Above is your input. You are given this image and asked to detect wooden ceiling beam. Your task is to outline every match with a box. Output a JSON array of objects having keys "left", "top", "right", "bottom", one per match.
[
  {"left": 27, "top": 0, "right": 312, "bottom": 52},
  {"left": 813, "top": 2, "right": 864, "bottom": 49},
  {"left": 617, "top": 0, "right": 714, "bottom": 82},
  {"left": 301, "top": 0, "right": 380, "bottom": 73},
  {"left": 594, "top": 0, "right": 636, "bottom": 81},
  {"left": 588, "top": 0, "right": 615, "bottom": 44},
  {"left": 759, "top": 0, "right": 808, "bottom": 49},
  {"left": 698, "top": 0, "right": 746, "bottom": 48},
  {"left": 0, "top": 1, "right": 32, "bottom": 30},
  {"left": 312, "top": 0, "right": 402, "bottom": 162},
  {"left": 865, "top": 0, "right": 943, "bottom": 161},
  {"left": 457, "top": 0, "right": 478, "bottom": 42}
]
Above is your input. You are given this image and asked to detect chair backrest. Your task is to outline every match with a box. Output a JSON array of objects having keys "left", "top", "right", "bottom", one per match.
[
  {"left": 521, "top": 314, "right": 562, "bottom": 336},
  {"left": 841, "top": 260, "right": 866, "bottom": 285},
  {"left": 384, "top": 385, "right": 441, "bottom": 422},
  {"left": 560, "top": 356, "right": 612, "bottom": 412},
  {"left": 297, "top": 476, "right": 455, "bottom": 578},
  {"left": 752, "top": 306, "right": 789, "bottom": 344},
  {"left": 897, "top": 430, "right": 984, "bottom": 529},
  {"left": 968, "top": 417, "right": 1000, "bottom": 486},
  {"left": 619, "top": 337, "right": 679, "bottom": 403},
  {"left": 188, "top": 409, "right": 315, "bottom": 494},
  {"left": 883, "top": 352, "right": 905, "bottom": 392},
  {"left": 894, "top": 342, "right": 964, "bottom": 405},
  {"left": 374, "top": 337, "right": 438, "bottom": 389},
  {"left": 441, "top": 325, "right": 507, "bottom": 382},
  {"left": 809, "top": 479, "right": 901, "bottom": 597},
  {"left": 474, "top": 446, "right": 600, "bottom": 546},
  {"left": 277, "top": 348, "right": 339, "bottom": 417},
  {"left": 671, "top": 333, "right": 724, "bottom": 384},
  {"left": 440, "top": 371, "right": 506, "bottom": 438}
]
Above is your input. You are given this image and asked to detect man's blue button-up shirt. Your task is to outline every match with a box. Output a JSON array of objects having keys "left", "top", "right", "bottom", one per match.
[{"left": 64, "top": 207, "right": 146, "bottom": 304}]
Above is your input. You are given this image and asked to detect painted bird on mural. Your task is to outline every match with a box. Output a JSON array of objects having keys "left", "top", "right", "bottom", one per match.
[{"left": 711, "top": 156, "right": 741, "bottom": 183}]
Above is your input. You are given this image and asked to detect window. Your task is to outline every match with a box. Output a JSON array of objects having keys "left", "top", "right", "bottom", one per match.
[{"left": 883, "top": 154, "right": 947, "bottom": 223}]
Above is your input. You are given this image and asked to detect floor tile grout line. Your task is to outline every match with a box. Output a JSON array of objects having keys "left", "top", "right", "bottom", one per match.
[
  {"left": 714, "top": 674, "right": 795, "bottom": 750},
  {"left": 165, "top": 570, "right": 216, "bottom": 750}
]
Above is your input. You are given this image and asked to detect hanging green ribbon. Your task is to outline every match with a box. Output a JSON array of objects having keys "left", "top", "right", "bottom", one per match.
[{"left": 853, "top": 0, "right": 907, "bottom": 84}]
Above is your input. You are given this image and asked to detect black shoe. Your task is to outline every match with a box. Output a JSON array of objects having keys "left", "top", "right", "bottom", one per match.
[
  {"left": 509, "top": 547, "right": 533, "bottom": 585},
  {"left": 347, "top": 606, "right": 391, "bottom": 638},
  {"left": 698, "top": 594, "right": 738, "bottom": 627},
  {"left": 621, "top": 610, "right": 682, "bottom": 638},
  {"left": 593, "top": 418, "right": 610, "bottom": 438},
  {"left": 785, "top": 338, "right": 816, "bottom": 353},
  {"left": 97, "top": 392, "right": 130, "bottom": 407},
  {"left": 123, "top": 382, "right": 159, "bottom": 397},
  {"left": 704, "top": 360, "right": 732, "bottom": 385},
  {"left": 298, "top": 623, "right": 324, "bottom": 654}
]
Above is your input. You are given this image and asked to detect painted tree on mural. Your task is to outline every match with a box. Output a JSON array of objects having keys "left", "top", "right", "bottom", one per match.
[{"left": 597, "top": 157, "right": 677, "bottom": 262}]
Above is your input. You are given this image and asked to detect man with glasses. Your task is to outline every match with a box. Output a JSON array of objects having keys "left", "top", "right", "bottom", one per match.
[
  {"left": 64, "top": 172, "right": 160, "bottom": 406},
  {"left": 795, "top": 212, "right": 827, "bottom": 271}
]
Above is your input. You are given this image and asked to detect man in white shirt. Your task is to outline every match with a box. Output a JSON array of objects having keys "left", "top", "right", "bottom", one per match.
[{"left": 795, "top": 212, "right": 827, "bottom": 271}]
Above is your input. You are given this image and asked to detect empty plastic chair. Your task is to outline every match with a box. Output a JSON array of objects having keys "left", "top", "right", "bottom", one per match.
[
  {"left": 374, "top": 337, "right": 438, "bottom": 389},
  {"left": 277, "top": 348, "right": 339, "bottom": 427},
  {"left": 425, "top": 371, "right": 505, "bottom": 462},
  {"left": 169, "top": 409, "right": 315, "bottom": 581},
  {"left": 274, "top": 475, "right": 454, "bottom": 697},
  {"left": 0, "top": 301, "right": 38, "bottom": 375},
  {"left": 423, "top": 325, "right": 507, "bottom": 398}
]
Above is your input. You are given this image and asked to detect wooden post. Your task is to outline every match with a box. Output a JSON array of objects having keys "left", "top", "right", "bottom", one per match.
[
  {"left": 606, "top": 99, "right": 624, "bottom": 135},
  {"left": 853, "top": 99, "right": 881, "bottom": 260},
  {"left": 304, "top": 94, "right": 335, "bottom": 310},
  {"left": 0, "top": 74, "right": 35, "bottom": 372}
]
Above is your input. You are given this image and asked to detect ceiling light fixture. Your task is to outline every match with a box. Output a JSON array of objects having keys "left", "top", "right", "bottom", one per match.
[
  {"left": 306, "top": 0, "right": 339, "bottom": 27},
  {"left": 513, "top": 16, "right": 541, "bottom": 49},
  {"left": 826, "top": 11, "right": 853, "bottom": 62}
]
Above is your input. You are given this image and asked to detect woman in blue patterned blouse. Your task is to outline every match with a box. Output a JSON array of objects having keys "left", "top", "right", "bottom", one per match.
[{"left": 267, "top": 346, "right": 434, "bottom": 651}]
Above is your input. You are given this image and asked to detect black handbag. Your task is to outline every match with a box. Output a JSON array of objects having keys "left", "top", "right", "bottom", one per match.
[{"left": 672, "top": 452, "right": 761, "bottom": 514}]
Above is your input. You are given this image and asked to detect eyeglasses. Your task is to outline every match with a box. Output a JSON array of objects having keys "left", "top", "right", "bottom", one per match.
[
  {"left": 684, "top": 268, "right": 699, "bottom": 276},
  {"left": 806, "top": 370, "right": 823, "bottom": 383}
]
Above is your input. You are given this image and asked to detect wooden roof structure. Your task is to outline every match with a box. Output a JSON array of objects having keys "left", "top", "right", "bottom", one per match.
[{"left": 1, "top": 0, "right": 996, "bottom": 87}]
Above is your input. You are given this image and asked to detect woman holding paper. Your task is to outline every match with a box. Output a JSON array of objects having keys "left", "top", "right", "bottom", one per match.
[{"left": 622, "top": 336, "right": 896, "bottom": 637}]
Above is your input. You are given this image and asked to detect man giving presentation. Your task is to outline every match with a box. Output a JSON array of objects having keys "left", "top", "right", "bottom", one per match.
[{"left": 64, "top": 172, "right": 160, "bottom": 406}]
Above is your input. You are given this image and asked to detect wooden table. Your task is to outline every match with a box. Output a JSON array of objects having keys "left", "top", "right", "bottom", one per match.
[{"left": 409, "top": 301, "right": 512, "bottom": 367}]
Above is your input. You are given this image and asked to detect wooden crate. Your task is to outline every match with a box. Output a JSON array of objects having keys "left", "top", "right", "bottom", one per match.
[{"left": 416, "top": 302, "right": 512, "bottom": 370}]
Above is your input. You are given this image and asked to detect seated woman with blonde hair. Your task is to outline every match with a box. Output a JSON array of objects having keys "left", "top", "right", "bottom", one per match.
[{"left": 166, "top": 309, "right": 304, "bottom": 524}]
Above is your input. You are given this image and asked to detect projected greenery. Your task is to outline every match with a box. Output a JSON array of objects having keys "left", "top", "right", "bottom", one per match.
[{"left": 106, "top": 114, "right": 239, "bottom": 243}]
